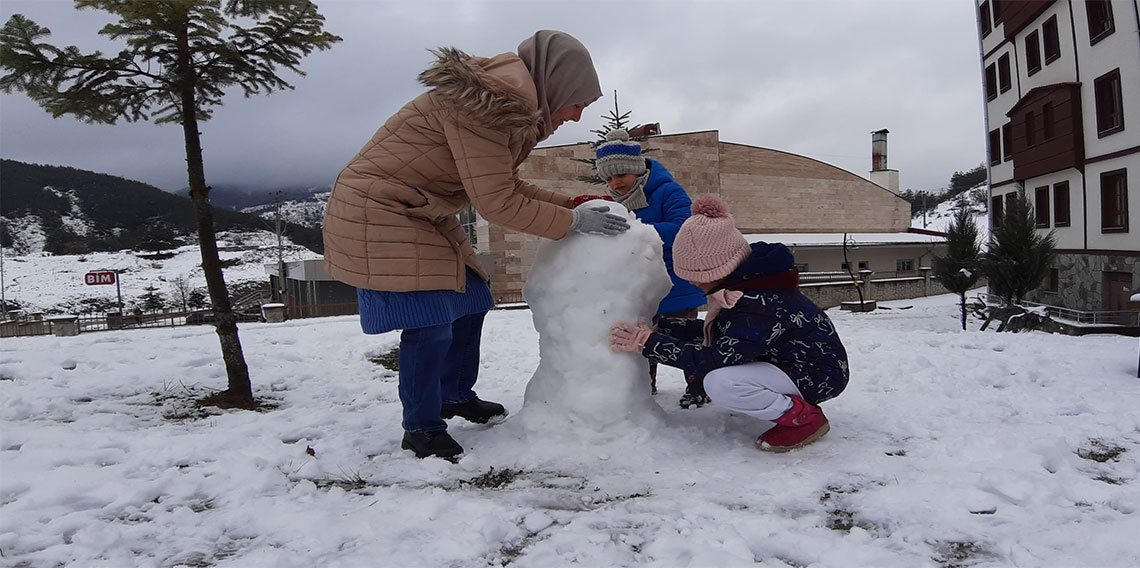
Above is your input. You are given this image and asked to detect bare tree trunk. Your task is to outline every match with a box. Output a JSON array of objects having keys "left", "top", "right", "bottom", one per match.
[
  {"left": 176, "top": 25, "right": 254, "bottom": 409},
  {"left": 958, "top": 292, "right": 967, "bottom": 331}
]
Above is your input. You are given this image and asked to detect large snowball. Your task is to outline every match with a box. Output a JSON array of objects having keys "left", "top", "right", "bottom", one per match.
[{"left": 515, "top": 200, "right": 673, "bottom": 437}]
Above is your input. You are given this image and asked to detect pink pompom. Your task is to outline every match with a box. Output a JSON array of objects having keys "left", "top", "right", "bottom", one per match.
[{"left": 691, "top": 195, "right": 730, "bottom": 218}]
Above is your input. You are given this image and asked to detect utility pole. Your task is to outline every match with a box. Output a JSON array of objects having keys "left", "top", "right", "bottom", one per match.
[
  {"left": 273, "top": 191, "right": 287, "bottom": 304},
  {"left": 0, "top": 219, "right": 6, "bottom": 319}
]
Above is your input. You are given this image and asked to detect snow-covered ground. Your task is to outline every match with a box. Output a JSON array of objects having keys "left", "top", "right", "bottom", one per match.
[{"left": 2, "top": 291, "right": 1138, "bottom": 567}]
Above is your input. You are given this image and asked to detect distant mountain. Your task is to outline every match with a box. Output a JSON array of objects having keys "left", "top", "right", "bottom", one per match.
[
  {"left": 1, "top": 159, "right": 324, "bottom": 254},
  {"left": 173, "top": 183, "right": 329, "bottom": 211}
]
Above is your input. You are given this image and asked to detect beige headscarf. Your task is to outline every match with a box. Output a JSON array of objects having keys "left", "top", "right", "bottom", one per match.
[{"left": 517, "top": 30, "right": 602, "bottom": 141}]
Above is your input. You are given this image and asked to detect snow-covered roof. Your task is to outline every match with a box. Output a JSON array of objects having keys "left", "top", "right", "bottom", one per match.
[{"left": 743, "top": 232, "right": 946, "bottom": 247}]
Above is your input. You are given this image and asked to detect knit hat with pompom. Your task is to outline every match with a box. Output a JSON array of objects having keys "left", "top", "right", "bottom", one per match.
[
  {"left": 673, "top": 195, "right": 751, "bottom": 283},
  {"left": 594, "top": 128, "right": 647, "bottom": 180}
]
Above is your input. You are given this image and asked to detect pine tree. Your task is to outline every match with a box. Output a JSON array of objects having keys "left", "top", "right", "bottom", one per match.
[
  {"left": 571, "top": 91, "right": 655, "bottom": 185},
  {"left": 1, "top": 0, "right": 341, "bottom": 409},
  {"left": 139, "top": 285, "right": 166, "bottom": 311},
  {"left": 932, "top": 206, "right": 982, "bottom": 330},
  {"left": 980, "top": 189, "right": 1055, "bottom": 305}
]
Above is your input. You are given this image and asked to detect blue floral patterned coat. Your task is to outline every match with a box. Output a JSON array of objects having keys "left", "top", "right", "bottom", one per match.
[{"left": 642, "top": 242, "right": 849, "bottom": 405}]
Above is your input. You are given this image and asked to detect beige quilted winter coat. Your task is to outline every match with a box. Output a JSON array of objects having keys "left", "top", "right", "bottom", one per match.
[{"left": 322, "top": 48, "right": 575, "bottom": 292}]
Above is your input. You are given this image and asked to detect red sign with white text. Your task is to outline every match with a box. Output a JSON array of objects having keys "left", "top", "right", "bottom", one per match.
[{"left": 84, "top": 271, "right": 117, "bottom": 285}]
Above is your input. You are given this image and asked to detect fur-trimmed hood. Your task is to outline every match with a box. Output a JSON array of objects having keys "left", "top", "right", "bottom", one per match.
[{"left": 418, "top": 47, "right": 543, "bottom": 133}]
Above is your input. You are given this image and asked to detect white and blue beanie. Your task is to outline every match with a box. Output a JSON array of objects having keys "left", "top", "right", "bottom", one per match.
[{"left": 594, "top": 128, "right": 647, "bottom": 180}]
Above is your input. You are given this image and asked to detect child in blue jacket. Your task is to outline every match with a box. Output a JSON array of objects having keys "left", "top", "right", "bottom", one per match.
[
  {"left": 593, "top": 128, "right": 707, "bottom": 402},
  {"left": 609, "top": 195, "right": 849, "bottom": 452}
]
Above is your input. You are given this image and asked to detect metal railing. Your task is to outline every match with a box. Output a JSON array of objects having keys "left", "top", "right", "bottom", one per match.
[{"left": 975, "top": 292, "right": 1140, "bottom": 326}]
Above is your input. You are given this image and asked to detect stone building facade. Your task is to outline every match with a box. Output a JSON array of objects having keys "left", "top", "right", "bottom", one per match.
[{"left": 475, "top": 130, "right": 917, "bottom": 303}]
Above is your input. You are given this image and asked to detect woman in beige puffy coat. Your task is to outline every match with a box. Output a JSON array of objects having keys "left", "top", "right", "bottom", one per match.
[{"left": 323, "top": 30, "right": 628, "bottom": 460}]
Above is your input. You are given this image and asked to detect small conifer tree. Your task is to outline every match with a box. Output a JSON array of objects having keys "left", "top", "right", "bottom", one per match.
[
  {"left": 932, "top": 206, "right": 982, "bottom": 330},
  {"left": 571, "top": 91, "right": 655, "bottom": 185},
  {"left": 980, "top": 189, "right": 1055, "bottom": 304}
]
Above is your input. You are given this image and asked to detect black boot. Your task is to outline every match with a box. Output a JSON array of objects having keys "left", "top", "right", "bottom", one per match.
[
  {"left": 401, "top": 430, "right": 463, "bottom": 460},
  {"left": 441, "top": 397, "right": 508, "bottom": 424},
  {"left": 679, "top": 378, "right": 711, "bottom": 409}
]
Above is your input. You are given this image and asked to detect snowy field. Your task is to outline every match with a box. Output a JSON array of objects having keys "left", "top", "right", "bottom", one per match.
[
  {"left": 2, "top": 291, "right": 1139, "bottom": 567},
  {"left": 2, "top": 230, "right": 322, "bottom": 315}
]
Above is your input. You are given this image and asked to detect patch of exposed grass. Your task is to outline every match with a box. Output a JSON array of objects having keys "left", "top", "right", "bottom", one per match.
[
  {"left": 1077, "top": 439, "right": 1126, "bottom": 463},
  {"left": 367, "top": 347, "right": 400, "bottom": 371},
  {"left": 463, "top": 466, "right": 525, "bottom": 489},
  {"left": 931, "top": 540, "right": 990, "bottom": 568}
]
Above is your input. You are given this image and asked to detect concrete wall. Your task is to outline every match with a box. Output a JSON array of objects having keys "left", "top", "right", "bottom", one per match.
[
  {"left": 801, "top": 274, "right": 951, "bottom": 310},
  {"left": 719, "top": 143, "right": 911, "bottom": 233}
]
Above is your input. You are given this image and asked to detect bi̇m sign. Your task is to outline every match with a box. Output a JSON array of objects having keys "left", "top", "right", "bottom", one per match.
[{"left": 84, "top": 271, "right": 117, "bottom": 285}]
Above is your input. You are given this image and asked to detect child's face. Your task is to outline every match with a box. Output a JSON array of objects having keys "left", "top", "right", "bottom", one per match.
[
  {"left": 692, "top": 280, "right": 720, "bottom": 292},
  {"left": 605, "top": 174, "right": 639, "bottom": 195}
]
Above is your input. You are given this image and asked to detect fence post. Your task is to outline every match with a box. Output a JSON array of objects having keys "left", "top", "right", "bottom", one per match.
[
  {"left": 920, "top": 266, "right": 932, "bottom": 297},
  {"left": 858, "top": 269, "right": 874, "bottom": 301}
]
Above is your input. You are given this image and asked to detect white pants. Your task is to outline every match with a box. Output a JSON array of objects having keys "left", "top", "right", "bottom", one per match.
[{"left": 703, "top": 362, "right": 803, "bottom": 422}]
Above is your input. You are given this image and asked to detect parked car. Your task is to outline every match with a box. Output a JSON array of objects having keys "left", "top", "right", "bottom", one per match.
[{"left": 185, "top": 309, "right": 264, "bottom": 325}]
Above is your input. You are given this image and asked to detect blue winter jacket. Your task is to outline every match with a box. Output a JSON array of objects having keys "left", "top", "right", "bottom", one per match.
[
  {"left": 637, "top": 159, "right": 707, "bottom": 314},
  {"left": 642, "top": 242, "right": 849, "bottom": 405}
]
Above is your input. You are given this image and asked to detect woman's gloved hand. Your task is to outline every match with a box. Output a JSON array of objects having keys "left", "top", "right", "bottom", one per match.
[{"left": 570, "top": 205, "right": 629, "bottom": 236}]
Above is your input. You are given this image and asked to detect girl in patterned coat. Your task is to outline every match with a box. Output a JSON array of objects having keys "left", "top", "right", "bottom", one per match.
[{"left": 609, "top": 195, "right": 849, "bottom": 452}]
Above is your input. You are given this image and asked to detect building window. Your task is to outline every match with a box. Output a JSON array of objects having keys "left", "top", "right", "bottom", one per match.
[
  {"left": 1043, "top": 16, "right": 1060, "bottom": 63},
  {"left": 985, "top": 63, "right": 997, "bottom": 100},
  {"left": 1054, "top": 181, "right": 1071, "bottom": 227},
  {"left": 1035, "top": 186, "right": 1051, "bottom": 227},
  {"left": 858, "top": 261, "right": 869, "bottom": 271},
  {"left": 896, "top": 259, "right": 915, "bottom": 273},
  {"left": 992, "top": 194, "right": 1004, "bottom": 227},
  {"left": 1043, "top": 102, "right": 1055, "bottom": 140},
  {"left": 998, "top": 53, "right": 1012, "bottom": 92},
  {"left": 1094, "top": 69, "right": 1124, "bottom": 137},
  {"left": 1025, "top": 110, "right": 1036, "bottom": 146},
  {"left": 992, "top": 0, "right": 1003, "bottom": 23},
  {"left": 1002, "top": 123, "right": 1013, "bottom": 160},
  {"left": 1025, "top": 31, "right": 1041, "bottom": 75},
  {"left": 459, "top": 205, "right": 478, "bottom": 247},
  {"left": 980, "top": 2, "right": 992, "bottom": 37},
  {"left": 840, "top": 262, "right": 849, "bottom": 271},
  {"left": 989, "top": 129, "right": 1002, "bottom": 165},
  {"left": 1101, "top": 169, "right": 1128, "bottom": 232},
  {"left": 1048, "top": 268, "right": 1059, "bottom": 292},
  {"left": 1087, "top": 0, "right": 1114, "bottom": 45}
]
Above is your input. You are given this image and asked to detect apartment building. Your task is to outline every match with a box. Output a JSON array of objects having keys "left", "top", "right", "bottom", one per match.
[{"left": 978, "top": 0, "right": 1139, "bottom": 312}]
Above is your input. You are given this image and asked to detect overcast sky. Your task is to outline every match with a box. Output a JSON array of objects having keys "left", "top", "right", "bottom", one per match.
[{"left": 0, "top": 0, "right": 985, "bottom": 194}]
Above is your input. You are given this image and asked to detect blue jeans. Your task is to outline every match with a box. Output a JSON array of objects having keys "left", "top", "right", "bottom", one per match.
[{"left": 398, "top": 310, "right": 486, "bottom": 433}]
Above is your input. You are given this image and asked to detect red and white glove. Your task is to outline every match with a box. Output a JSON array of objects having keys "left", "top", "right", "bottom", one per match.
[
  {"left": 571, "top": 194, "right": 614, "bottom": 207},
  {"left": 609, "top": 317, "right": 653, "bottom": 353}
]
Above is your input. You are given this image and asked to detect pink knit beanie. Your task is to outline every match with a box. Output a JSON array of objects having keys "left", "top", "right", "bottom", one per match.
[{"left": 673, "top": 195, "right": 751, "bottom": 283}]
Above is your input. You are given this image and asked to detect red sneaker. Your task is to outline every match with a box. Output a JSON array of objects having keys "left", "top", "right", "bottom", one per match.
[{"left": 756, "top": 395, "right": 830, "bottom": 452}]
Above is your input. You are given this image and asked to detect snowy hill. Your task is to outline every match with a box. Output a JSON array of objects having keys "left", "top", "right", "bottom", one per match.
[
  {"left": 1, "top": 159, "right": 326, "bottom": 254},
  {"left": 240, "top": 191, "right": 329, "bottom": 229},
  {"left": 910, "top": 183, "right": 989, "bottom": 236},
  {"left": 2, "top": 230, "right": 322, "bottom": 315}
]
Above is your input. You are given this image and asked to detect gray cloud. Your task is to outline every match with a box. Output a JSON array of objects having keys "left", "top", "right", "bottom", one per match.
[{"left": 0, "top": 0, "right": 985, "bottom": 194}]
